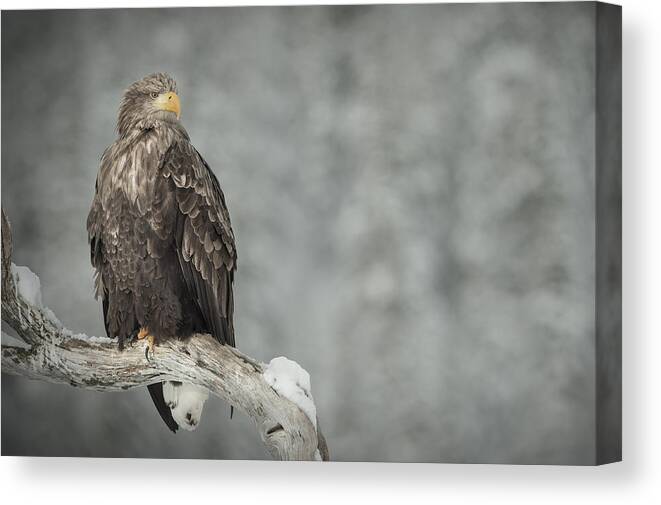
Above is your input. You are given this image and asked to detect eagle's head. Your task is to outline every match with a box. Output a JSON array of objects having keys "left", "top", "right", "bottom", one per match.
[{"left": 117, "top": 73, "right": 180, "bottom": 135}]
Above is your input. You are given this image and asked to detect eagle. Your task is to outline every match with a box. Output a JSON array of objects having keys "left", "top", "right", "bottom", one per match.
[{"left": 87, "top": 73, "right": 237, "bottom": 433}]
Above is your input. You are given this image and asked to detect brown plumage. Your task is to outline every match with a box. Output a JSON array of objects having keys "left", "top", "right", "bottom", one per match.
[{"left": 87, "top": 73, "right": 236, "bottom": 432}]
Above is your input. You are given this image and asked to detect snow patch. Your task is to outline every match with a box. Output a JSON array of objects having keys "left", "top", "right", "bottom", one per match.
[
  {"left": 61, "top": 329, "right": 115, "bottom": 345},
  {"left": 42, "top": 307, "right": 63, "bottom": 328},
  {"left": 163, "top": 382, "right": 209, "bottom": 431},
  {"left": 11, "top": 264, "right": 62, "bottom": 327},
  {"left": 8, "top": 263, "right": 114, "bottom": 345},
  {"left": 85, "top": 335, "right": 116, "bottom": 344},
  {"left": 263, "top": 356, "right": 317, "bottom": 430},
  {"left": 11, "top": 264, "right": 43, "bottom": 307}
]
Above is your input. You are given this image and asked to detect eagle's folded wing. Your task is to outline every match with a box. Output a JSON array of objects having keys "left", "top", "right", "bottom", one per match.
[{"left": 161, "top": 140, "right": 237, "bottom": 347}]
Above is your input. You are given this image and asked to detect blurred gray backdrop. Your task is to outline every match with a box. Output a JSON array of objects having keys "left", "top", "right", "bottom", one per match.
[{"left": 1, "top": 3, "right": 596, "bottom": 463}]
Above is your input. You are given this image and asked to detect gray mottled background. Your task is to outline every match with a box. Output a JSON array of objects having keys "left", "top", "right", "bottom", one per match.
[{"left": 1, "top": 3, "right": 597, "bottom": 463}]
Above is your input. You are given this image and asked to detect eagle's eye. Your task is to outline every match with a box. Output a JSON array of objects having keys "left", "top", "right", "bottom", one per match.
[{"left": 150, "top": 92, "right": 159, "bottom": 99}]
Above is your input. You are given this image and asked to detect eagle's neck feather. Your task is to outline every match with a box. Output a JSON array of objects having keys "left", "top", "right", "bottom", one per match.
[{"left": 98, "top": 123, "right": 187, "bottom": 210}]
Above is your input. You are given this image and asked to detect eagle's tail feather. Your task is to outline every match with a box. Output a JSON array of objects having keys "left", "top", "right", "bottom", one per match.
[{"left": 147, "top": 383, "right": 179, "bottom": 433}]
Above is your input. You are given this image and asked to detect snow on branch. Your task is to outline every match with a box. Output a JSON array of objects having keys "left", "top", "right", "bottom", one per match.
[{"left": 0, "top": 208, "right": 329, "bottom": 461}]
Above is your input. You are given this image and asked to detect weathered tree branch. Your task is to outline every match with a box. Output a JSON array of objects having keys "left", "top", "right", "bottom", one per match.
[{"left": 1, "top": 208, "right": 329, "bottom": 461}]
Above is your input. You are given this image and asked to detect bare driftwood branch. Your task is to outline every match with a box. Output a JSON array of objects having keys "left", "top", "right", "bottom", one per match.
[{"left": 1, "top": 208, "right": 328, "bottom": 461}]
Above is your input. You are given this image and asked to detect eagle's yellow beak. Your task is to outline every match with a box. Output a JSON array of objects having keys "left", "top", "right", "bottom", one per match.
[{"left": 155, "top": 91, "right": 181, "bottom": 119}]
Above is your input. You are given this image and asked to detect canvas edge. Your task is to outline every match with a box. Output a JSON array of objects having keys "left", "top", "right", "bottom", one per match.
[{"left": 595, "top": 1, "right": 622, "bottom": 465}]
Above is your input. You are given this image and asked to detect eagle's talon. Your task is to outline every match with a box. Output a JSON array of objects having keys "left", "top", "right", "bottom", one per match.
[{"left": 137, "top": 327, "right": 155, "bottom": 361}]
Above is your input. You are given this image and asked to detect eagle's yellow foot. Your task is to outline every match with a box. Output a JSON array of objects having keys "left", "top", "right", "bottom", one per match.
[{"left": 137, "top": 327, "right": 155, "bottom": 360}]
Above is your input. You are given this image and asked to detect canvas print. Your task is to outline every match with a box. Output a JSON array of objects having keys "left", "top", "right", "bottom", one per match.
[{"left": 1, "top": 2, "right": 621, "bottom": 464}]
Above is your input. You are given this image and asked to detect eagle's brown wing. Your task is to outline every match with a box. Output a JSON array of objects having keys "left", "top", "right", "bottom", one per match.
[
  {"left": 161, "top": 140, "right": 237, "bottom": 347},
  {"left": 87, "top": 177, "right": 113, "bottom": 342}
]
